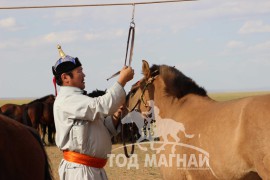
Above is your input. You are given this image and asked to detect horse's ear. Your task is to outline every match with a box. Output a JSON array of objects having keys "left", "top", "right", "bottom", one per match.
[{"left": 142, "top": 60, "right": 150, "bottom": 78}]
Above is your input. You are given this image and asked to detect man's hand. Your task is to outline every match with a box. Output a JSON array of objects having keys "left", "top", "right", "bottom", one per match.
[
  {"left": 118, "top": 66, "right": 134, "bottom": 87},
  {"left": 112, "top": 106, "right": 124, "bottom": 128}
]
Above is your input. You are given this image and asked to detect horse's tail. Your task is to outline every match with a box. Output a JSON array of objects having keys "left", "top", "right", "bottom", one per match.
[
  {"left": 22, "top": 106, "right": 33, "bottom": 127},
  {"left": 25, "top": 126, "right": 53, "bottom": 180}
]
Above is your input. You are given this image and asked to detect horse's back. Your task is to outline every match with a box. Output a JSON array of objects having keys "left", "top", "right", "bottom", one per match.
[
  {"left": 0, "top": 114, "right": 50, "bottom": 180},
  {"left": 222, "top": 94, "right": 270, "bottom": 145},
  {"left": 0, "top": 103, "right": 26, "bottom": 122}
]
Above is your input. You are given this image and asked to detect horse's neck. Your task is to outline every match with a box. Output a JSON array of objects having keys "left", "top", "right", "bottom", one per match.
[{"left": 153, "top": 93, "right": 213, "bottom": 117}]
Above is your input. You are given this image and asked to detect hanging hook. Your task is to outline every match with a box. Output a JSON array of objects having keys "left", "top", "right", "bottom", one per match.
[{"left": 130, "top": 3, "right": 135, "bottom": 27}]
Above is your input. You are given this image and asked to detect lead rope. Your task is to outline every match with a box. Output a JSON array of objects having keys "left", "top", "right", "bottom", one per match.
[
  {"left": 125, "top": 4, "right": 135, "bottom": 67},
  {"left": 107, "top": 4, "right": 136, "bottom": 80},
  {"left": 121, "top": 110, "right": 135, "bottom": 158}
]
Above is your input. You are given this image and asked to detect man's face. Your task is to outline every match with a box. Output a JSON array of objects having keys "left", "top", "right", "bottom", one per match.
[{"left": 62, "top": 66, "right": 86, "bottom": 90}]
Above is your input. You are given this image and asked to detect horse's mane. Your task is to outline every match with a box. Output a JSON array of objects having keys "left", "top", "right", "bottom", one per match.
[
  {"left": 29, "top": 94, "right": 54, "bottom": 104},
  {"left": 88, "top": 89, "right": 106, "bottom": 98},
  {"left": 150, "top": 64, "right": 207, "bottom": 98}
]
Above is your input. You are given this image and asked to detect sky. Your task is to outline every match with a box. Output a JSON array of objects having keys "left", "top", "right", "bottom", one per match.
[{"left": 0, "top": 0, "right": 270, "bottom": 98}]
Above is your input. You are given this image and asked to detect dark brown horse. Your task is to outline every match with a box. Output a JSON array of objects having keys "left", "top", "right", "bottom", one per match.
[
  {"left": 0, "top": 103, "right": 30, "bottom": 125},
  {"left": 0, "top": 114, "right": 53, "bottom": 180},
  {"left": 124, "top": 60, "right": 269, "bottom": 179},
  {"left": 23, "top": 95, "right": 55, "bottom": 145}
]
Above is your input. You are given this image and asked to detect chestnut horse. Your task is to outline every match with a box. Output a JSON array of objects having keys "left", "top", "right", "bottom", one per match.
[
  {"left": 125, "top": 60, "right": 269, "bottom": 179},
  {"left": 0, "top": 114, "right": 52, "bottom": 180}
]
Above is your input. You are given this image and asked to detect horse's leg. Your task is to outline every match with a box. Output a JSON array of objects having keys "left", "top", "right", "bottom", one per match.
[
  {"left": 48, "top": 125, "right": 53, "bottom": 145},
  {"left": 52, "top": 125, "right": 56, "bottom": 144},
  {"left": 41, "top": 124, "right": 47, "bottom": 145}
]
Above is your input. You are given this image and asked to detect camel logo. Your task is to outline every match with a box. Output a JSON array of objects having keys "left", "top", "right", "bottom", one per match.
[{"left": 121, "top": 100, "right": 195, "bottom": 154}]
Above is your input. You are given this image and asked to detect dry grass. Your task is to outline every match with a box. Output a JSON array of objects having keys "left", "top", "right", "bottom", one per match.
[
  {"left": 209, "top": 91, "right": 270, "bottom": 101},
  {"left": 0, "top": 98, "right": 32, "bottom": 107}
]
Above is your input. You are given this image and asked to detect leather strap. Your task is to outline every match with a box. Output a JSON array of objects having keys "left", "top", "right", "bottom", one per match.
[{"left": 107, "top": 22, "right": 135, "bottom": 81}]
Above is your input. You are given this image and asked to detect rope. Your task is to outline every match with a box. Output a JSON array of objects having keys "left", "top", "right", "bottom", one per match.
[{"left": 0, "top": 0, "right": 196, "bottom": 10}]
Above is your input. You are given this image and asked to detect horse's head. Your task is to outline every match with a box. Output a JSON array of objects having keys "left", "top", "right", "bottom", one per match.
[
  {"left": 126, "top": 60, "right": 159, "bottom": 114},
  {"left": 126, "top": 60, "right": 207, "bottom": 114}
]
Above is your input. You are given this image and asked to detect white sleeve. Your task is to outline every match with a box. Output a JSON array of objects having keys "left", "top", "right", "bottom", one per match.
[
  {"left": 60, "top": 82, "right": 126, "bottom": 121},
  {"left": 104, "top": 116, "right": 121, "bottom": 137}
]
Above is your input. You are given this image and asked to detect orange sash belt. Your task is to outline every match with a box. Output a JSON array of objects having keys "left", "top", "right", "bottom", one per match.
[{"left": 63, "top": 150, "right": 107, "bottom": 168}]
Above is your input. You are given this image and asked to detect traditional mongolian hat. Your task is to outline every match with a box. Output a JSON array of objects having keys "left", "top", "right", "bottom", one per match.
[
  {"left": 52, "top": 45, "right": 82, "bottom": 95},
  {"left": 52, "top": 45, "right": 82, "bottom": 76}
]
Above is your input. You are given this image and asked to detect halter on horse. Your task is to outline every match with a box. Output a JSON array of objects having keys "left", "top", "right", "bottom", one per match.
[{"left": 121, "top": 67, "right": 158, "bottom": 158}]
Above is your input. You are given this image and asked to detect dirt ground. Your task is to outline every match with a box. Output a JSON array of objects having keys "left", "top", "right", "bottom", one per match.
[{"left": 45, "top": 144, "right": 163, "bottom": 180}]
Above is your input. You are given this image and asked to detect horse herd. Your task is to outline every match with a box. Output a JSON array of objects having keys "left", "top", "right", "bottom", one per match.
[{"left": 0, "top": 94, "right": 55, "bottom": 145}]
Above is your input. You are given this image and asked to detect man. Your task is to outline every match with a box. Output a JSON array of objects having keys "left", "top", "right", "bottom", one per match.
[{"left": 52, "top": 45, "right": 134, "bottom": 180}]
